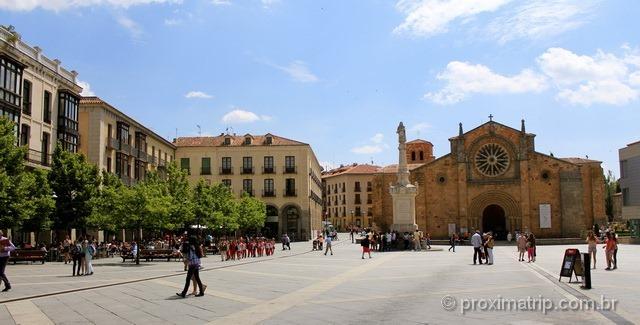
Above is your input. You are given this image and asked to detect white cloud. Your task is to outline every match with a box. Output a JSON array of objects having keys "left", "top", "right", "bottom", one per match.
[
  {"left": 77, "top": 80, "right": 95, "bottom": 97},
  {"left": 488, "top": 0, "right": 599, "bottom": 44},
  {"left": 221, "top": 109, "right": 270, "bottom": 123},
  {"left": 351, "top": 145, "right": 384, "bottom": 155},
  {"left": 185, "top": 91, "right": 213, "bottom": 99},
  {"left": 0, "top": 0, "right": 182, "bottom": 11},
  {"left": 211, "top": 0, "right": 231, "bottom": 5},
  {"left": 427, "top": 45, "right": 640, "bottom": 106},
  {"left": 393, "top": 0, "right": 510, "bottom": 37},
  {"left": 425, "top": 61, "right": 547, "bottom": 104},
  {"left": 275, "top": 60, "right": 319, "bottom": 83},
  {"left": 164, "top": 18, "right": 182, "bottom": 26},
  {"left": 408, "top": 122, "right": 431, "bottom": 134},
  {"left": 117, "top": 16, "right": 143, "bottom": 39},
  {"left": 260, "top": 115, "right": 273, "bottom": 121},
  {"left": 370, "top": 133, "right": 384, "bottom": 144}
]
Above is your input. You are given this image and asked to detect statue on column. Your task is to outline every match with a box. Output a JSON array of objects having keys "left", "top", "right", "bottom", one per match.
[{"left": 390, "top": 121, "right": 418, "bottom": 233}]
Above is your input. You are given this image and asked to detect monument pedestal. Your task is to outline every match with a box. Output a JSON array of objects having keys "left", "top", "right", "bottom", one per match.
[{"left": 390, "top": 184, "right": 418, "bottom": 233}]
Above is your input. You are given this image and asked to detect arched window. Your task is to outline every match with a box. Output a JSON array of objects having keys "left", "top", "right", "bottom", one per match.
[
  {"left": 411, "top": 151, "right": 416, "bottom": 161},
  {"left": 419, "top": 151, "right": 424, "bottom": 160}
]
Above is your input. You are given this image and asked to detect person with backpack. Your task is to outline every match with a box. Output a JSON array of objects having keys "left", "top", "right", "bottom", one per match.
[
  {"left": 177, "top": 236, "right": 206, "bottom": 298},
  {"left": 72, "top": 239, "right": 84, "bottom": 276}
]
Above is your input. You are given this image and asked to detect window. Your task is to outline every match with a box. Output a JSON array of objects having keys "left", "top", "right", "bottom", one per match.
[
  {"left": 354, "top": 181, "right": 361, "bottom": 192},
  {"left": 263, "top": 156, "right": 274, "bottom": 173},
  {"left": 43, "top": 91, "right": 51, "bottom": 123},
  {"left": 242, "top": 157, "right": 253, "bottom": 174},
  {"left": 106, "top": 157, "right": 112, "bottom": 173},
  {"left": 180, "top": 158, "right": 190, "bottom": 174},
  {"left": 41, "top": 132, "right": 49, "bottom": 166},
  {"left": 222, "top": 179, "right": 232, "bottom": 187},
  {"left": 221, "top": 157, "right": 232, "bottom": 174},
  {"left": 244, "top": 136, "right": 252, "bottom": 145},
  {"left": 355, "top": 193, "right": 361, "bottom": 205},
  {"left": 134, "top": 160, "right": 145, "bottom": 180},
  {"left": 201, "top": 157, "right": 211, "bottom": 175},
  {"left": 115, "top": 152, "right": 126, "bottom": 177},
  {"left": 223, "top": 137, "right": 231, "bottom": 145},
  {"left": 367, "top": 207, "right": 372, "bottom": 216},
  {"left": 20, "top": 124, "right": 29, "bottom": 146},
  {"left": 367, "top": 194, "right": 372, "bottom": 204},
  {"left": 411, "top": 151, "right": 416, "bottom": 161},
  {"left": 134, "top": 132, "right": 147, "bottom": 155},
  {"left": 107, "top": 124, "right": 113, "bottom": 139},
  {"left": 285, "top": 178, "right": 296, "bottom": 196},
  {"left": 22, "top": 80, "right": 31, "bottom": 115},
  {"left": 342, "top": 182, "right": 345, "bottom": 192},
  {"left": 355, "top": 207, "right": 362, "bottom": 217},
  {"left": 419, "top": 151, "right": 424, "bottom": 160},
  {"left": 620, "top": 160, "right": 627, "bottom": 178},
  {"left": 284, "top": 156, "right": 296, "bottom": 173},
  {"left": 117, "top": 122, "right": 129, "bottom": 144},
  {"left": 622, "top": 188, "right": 630, "bottom": 206},
  {"left": 265, "top": 136, "right": 273, "bottom": 145},
  {"left": 367, "top": 181, "right": 372, "bottom": 192},
  {"left": 263, "top": 179, "right": 275, "bottom": 197},
  {"left": 0, "top": 56, "right": 24, "bottom": 108},
  {"left": 243, "top": 179, "right": 253, "bottom": 196}
]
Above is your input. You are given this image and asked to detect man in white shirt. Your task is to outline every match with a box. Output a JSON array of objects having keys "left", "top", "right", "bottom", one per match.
[{"left": 471, "top": 230, "right": 483, "bottom": 265}]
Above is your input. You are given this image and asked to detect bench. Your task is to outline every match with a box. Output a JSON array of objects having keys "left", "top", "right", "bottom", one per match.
[
  {"left": 121, "top": 249, "right": 182, "bottom": 262},
  {"left": 10, "top": 249, "right": 46, "bottom": 264}
]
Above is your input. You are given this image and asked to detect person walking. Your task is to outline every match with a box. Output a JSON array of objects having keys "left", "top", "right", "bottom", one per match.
[
  {"left": 413, "top": 230, "right": 421, "bottom": 251},
  {"left": 219, "top": 239, "right": 228, "bottom": 262},
  {"left": 612, "top": 231, "right": 619, "bottom": 269},
  {"left": 517, "top": 232, "right": 527, "bottom": 262},
  {"left": 586, "top": 231, "right": 599, "bottom": 269},
  {"left": 471, "top": 230, "right": 483, "bottom": 265},
  {"left": 63, "top": 235, "right": 71, "bottom": 264},
  {"left": 177, "top": 236, "right": 206, "bottom": 298},
  {"left": 350, "top": 228, "right": 355, "bottom": 244},
  {"left": 486, "top": 232, "right": 495, "bottom": 265},
  {"left": 361, "top": 235, "right": 371, "bottom": 259},
  {"left": 448, "top": 233, "right": 458, "bottom": 252},
  {"left": 604, "top": 232, "right": 616, "bottom": 271},
  {"left": 0, "top": 231, "right": 16, "bottom": 292},
  {"left": 71, "top": 239, "right": 84, "bottom": 276},
  {"left": 324, "top": 235, "right": 333, "bottom": 256},
  {"left": 85, "top": 240, "right": 95, "bottom": 275}
]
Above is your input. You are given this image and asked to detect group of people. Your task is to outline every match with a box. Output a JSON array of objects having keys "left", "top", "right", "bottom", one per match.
[
  {"left": 61, "top": 236, "right": 98, "bottom": 276},
  {"left": 587, "top": 230, "right": 619, "bottom": 270},
  {"left": 217, "top": 237, "right": 277, "bottom": 262},
  {"left": 471, "top": 230, "right": 496, "bottom": 265},
  {"left": 515, "top": 232, "right": 537, "bottom": 263},
  {"left": 347, "top": 228, "right": 433, "bottom": 252}
]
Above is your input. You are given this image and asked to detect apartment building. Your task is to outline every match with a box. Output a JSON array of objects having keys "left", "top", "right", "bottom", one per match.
[
  {"left": 78, "top": 97, "right": 176, "bottom": 185},
  {"left": 322, "top": 164, "right": 380, "bottom": 230},
  {"left": 174, "top": 133, "right": 323, "bottom": 240},
  {"left": 620, "top": 141, "right": 640, "bottom": 220},
  {"left": 0, "top": 25, "right": 82, "bottom": 168}
]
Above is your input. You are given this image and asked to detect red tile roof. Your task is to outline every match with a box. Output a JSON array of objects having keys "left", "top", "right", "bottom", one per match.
[
  {"left": 174, "top": 134, "right": 306, "bottom": 147},
  {"left": 322, "top": 164, "right": 381, "bottom": 177},
  {"left": 407, "top": 139, "right": 433, "bottom": 145}
]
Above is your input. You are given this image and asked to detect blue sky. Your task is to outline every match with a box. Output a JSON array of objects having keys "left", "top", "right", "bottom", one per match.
[{"left": 1, "top": 0, "right": 639, "bottom": 175}]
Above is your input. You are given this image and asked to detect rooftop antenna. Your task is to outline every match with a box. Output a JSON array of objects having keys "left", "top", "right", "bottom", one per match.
[
  {"left": 197, "top": 125, "right": 201, "bottom": 136},
  {"left": 175, "top": 128, "right": 178, "bottom": 139}
]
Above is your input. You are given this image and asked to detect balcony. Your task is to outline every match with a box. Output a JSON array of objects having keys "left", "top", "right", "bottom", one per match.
[
  {"left": 262, "top": 189, "right": 276, "bottom": 197},
  {"left": 149, "top": 156, "right": 157, "bottom": 165},
  {"left": 262, "top": 166, "right": 276, "bottom": 174},
  {"left": 241, "top": 167, "right": 254, "bottom": 175},
  {"left": 107, "top": 137, "right": 120, "bottom": 150},
  {"left": 120, "top": 142, "right": 132, "bottom": 155},
  {"left": 355, "top": 199, "right": 362, "bottom": 205},
  {"left": 25, "top": 149, "right": 52, "bottom": 167},
  {"left": 201, "top": 167, "right": 212, "bottom": 175},
  {"left": 158, "top": 158, "right": 166, "bottom": 167},
  {"left": 241, "top": 189, "right": 254, "bottom": 197},
  {"left": 283, "top": 166, "right": 297, "bottom": 174},
  {"left": 135, "top": 148, "right": 148, "bottom": 161},
  {"left": 284, "top": 189, "right": 297, "bottom": 197},
  {"left": 219, "top": 167, "right": 233, "bottom": 175},
  {"left": 354, "top": 186, "right": 361, "bottom": 192}
]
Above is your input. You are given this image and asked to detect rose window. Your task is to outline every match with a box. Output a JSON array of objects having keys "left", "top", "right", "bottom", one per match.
[{"left": 475, "top": 143, "right": 510, "bottom": 176}]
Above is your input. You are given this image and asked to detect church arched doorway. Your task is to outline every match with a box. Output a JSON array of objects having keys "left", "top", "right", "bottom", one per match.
[{"left": 482, "top": 204, "right": 507, "bottom": 240}]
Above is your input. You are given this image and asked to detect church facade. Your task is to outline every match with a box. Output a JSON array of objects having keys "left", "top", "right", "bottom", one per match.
[{"left": 372, "top": 119, "right": 606, "bottom": 239}]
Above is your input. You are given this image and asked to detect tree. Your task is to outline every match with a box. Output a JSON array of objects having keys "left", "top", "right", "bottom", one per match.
[
  {"left": 165, "top": 162, "right": 194, "bottom": 231},
  {"left": 237, "top": 192, "right": 266, "bottom": 232},
  {"left": 604, "top": 170, "right": 618, "bottom": 221},
  {"left": 18, "top": 168, "right": 55, "bottom": 239},
  {"left": 49, "top": 144, "right": 100, "bottom": 234},
  {"left": 0, "top": 116, "right": 27, "bottom": 230},
  {"left": 193, "top": 181, "right": 239, "bottom": 233},
  {"left": 88, "top": 171, "right": 125, "bottom": 233}
]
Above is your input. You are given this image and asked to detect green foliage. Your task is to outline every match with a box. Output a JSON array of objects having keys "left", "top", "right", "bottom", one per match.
[
  {"left": 604, "top": 170, "right": 618, "bottom": 221},
  {"left": 165, "top": 162, "right": 194, "bottom": 231},
  {"left": 88, "top": 171, "right": 124, "bottom": 232},
  {"left": 18, "top": 168, "right": 54, "bottom": 233},
  {"left": 0, "top": 116, "right": 27, "bottom": 229},
  {"left": 237, "top": 192, "right": 267, "bottom": 230},
  {"left": 193, "top": 180, "right": 239, "bottom": 232},
  {"left": 117, "top": 174, "right": 172, "bottom": 235},
  {"left": 49, "top": 144, "right": 100, "bottom": 231}
]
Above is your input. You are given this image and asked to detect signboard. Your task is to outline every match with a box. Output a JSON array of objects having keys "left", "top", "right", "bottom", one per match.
[
  {"left": 539, "top": 204, "right": 551, "bottom": 229},
  {"left": 559, "top": 248, "right": 584, "bottom": 282},
  {"left": 448, "top": 223, "right": 456, "bottom": 236}
]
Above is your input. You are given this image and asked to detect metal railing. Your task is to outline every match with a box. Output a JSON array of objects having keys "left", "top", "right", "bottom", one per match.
[
  {"left": 283, "top": 166, "right": 297, "bottom": 174},
  {"left": 262, "top": 190, "right": 276, "bottom": 197},
  {"left": 219, "top": 167, "right": 233, "bottom": 175},
  {"left": 25, "top": 149, "right": 52, "bottom": 167},
  {"left": 262, "top": 166, "right": 276, "bottom": 174},
  {"left": 284, "top": 189, "right": 297, "bottom": 197}
]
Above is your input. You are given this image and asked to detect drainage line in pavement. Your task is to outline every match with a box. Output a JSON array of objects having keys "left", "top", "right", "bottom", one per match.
[{"left": 1, "top": 240, "right": 346, "bottom": 304}]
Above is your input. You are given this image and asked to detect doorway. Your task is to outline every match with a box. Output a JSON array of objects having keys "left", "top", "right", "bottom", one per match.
[{"left": 482, "top": 204, "right": 507, "bottom": 240}]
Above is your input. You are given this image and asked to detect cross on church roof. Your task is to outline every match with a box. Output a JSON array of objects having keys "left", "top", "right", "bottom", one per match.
[{"left": 489, "top": 114, "right": 494, "bottom": 121}]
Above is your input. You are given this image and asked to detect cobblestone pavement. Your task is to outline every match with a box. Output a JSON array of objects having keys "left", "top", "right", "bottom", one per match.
[{"left": 0, "top": 237, "right": 637, "bottom": 324}]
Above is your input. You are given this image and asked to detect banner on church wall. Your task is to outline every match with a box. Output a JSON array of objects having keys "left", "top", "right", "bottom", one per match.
[{"left": 539, "top": 204, "right": 552, "bottom": 228}]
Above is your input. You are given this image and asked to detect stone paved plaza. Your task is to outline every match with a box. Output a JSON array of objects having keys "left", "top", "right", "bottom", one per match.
[{"left": 0, "top": 236, "right": 638, "bottom": 324}]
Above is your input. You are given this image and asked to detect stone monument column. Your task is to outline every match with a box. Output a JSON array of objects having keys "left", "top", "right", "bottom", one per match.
[{"left": 390, "top": 122, "right": 418, "bottom": 233}]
